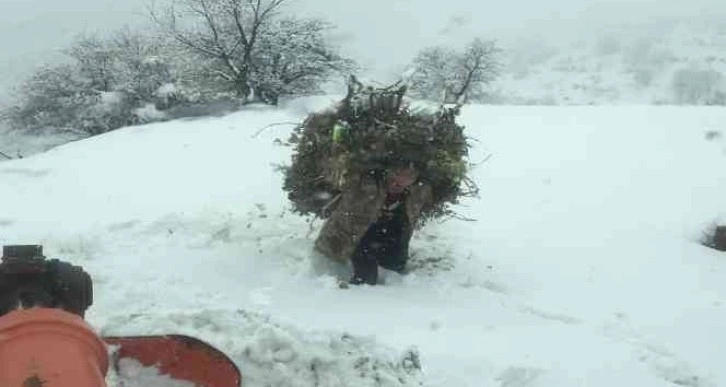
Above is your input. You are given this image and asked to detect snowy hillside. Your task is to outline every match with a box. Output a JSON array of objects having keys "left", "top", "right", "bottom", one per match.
[
  {"left": 491, "top": 20, "right": 726, "bottom": 105},
  {"left": 1, "top": 99, "right": 726, "bottom": 386},
  {"left": 0, "top": 125, "right": 82, "bottom": 160}
]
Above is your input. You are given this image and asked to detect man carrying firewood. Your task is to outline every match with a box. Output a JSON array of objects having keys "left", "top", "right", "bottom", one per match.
[
  {"left": 283, "top": 80, "right": 473, "bottom": 287},
  {"left": 349, "top": 166, "right": 417, "bottom": 285}
]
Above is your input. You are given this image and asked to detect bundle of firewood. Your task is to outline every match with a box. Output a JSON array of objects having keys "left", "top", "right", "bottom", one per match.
[{"left": 282, "top": 78, "right": 475, "bottom": 262}]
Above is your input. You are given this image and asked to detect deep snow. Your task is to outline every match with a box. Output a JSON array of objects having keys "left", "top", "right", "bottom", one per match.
[
  {"left": 107, "top": 358, "right": 195, "bottom": 387},
  {"left": 1, "top": 98, "right": 726, "bottom": 386}
]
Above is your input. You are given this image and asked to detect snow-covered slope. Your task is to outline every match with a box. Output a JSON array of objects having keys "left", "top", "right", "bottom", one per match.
[
  {"left": 0, "top": 125, "right": 82, "bottom": 160},
  {"left": 1, "top": 99, "right": 726, "bottom": 386},
  {"left": 491, "top": 20, "right": 726, "bottom": 105}
]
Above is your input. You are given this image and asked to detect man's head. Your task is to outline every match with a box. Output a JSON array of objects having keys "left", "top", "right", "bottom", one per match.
[{"left": 387, "top": 166, "right": 416, "bottom": 194}]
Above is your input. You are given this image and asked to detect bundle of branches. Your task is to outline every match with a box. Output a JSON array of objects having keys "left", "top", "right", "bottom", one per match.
[{"left": 282, "top": 77, "right": 476, "bottom": 261}]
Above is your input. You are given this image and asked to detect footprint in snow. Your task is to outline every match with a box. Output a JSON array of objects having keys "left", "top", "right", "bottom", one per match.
[
  {"left": 0, "top": 168, "right": 51, "bottom": 177},
  {"left": 604, "top": 318, "right": 715, "bottom": 387},
  {"left": 496, "top": 366, "right": 543, "bottom": 387},
  {"left": 520, "top": 306, "right": 581, "bottom": 325}
]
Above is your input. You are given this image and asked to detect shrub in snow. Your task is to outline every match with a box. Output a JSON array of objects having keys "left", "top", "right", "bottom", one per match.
[
  {"left": 624, "top": 39, "right": 676, "bottom": 71},
  {"left": 595, "top": 35, "right": 622, "bottom": 56},
  {"left": 8, "top": 64, "right": 97, "bottom": 133},
  {"left": 107, "top": 30, "right": 180, "bottom": 106},
  {"left": 702, "top": 224, "right": 726, "bottom": 252},
  {"left": 80, "top": 92, "right": 141, "bottom": 135},
  {"left": 9, "top": 30, "right": 181, "bottom": 135},
  {"left": 704, "top": 130, "right": 722, "bottom": 141},
  {"left": 283, "top": 79, "right": 476, "bottom": 262},
  {"left": 164, "top": 99, "right": 242, "bottom": 120},
  {"left": 632, "top": 68, "right": 655, "bottom": 88},
  {"left": 135, "top": 103, "right": 167, "bottom": 123},
  {"left": 671, "top": 68, "right": 726, "bottom": 105},
  {"left": 407, "top": 38, "right": 501, "bottom": 104},
  {"left": 154, "top": 83, "right": 178, "bottom": 110}
]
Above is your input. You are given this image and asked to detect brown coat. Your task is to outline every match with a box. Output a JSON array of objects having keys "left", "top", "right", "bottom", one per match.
[{"left": 315, "top": 180, "right": 433, "bottom": 263}]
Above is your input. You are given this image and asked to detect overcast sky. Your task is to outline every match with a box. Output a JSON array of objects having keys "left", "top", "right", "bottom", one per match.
[{"left": 1, "top": 0, "right": 725, "bottom": 100}]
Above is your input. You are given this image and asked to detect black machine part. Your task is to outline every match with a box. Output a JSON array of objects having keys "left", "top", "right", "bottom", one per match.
[{"left": 0, "top": 245, "right": 93, "bottom": 317}]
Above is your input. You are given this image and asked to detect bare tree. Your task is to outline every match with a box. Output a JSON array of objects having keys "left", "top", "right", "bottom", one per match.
[
  {"left": 409, "top": 38, "right": 501, "bottom": 103},
  {"left": 672, "top": 68, "right": 726, "bottom": 105},
  {"left": 149, "top": 0, "right": 289, "bottom": 102},
  {"left": 453, "top": 39, "right": 501, "bottom": 102}
]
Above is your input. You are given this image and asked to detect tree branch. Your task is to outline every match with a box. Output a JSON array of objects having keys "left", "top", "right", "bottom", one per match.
[
  {"left": 251, "top": 121, "right": 299, "bottom": 138},
  {"left": 321, "top": 192, "right": 342, "bottom": 217},
  {"left": 198, "top": 0, "right": 223, "bottom": 49},
  {"left": 170, "top": 32, "right": 222, "bottom": 57},
  {"left": 229, "top": 0, "right": 250, "bottom": 53},
  {"left": 455, "top": 49, "right": 482, "bottom": 101},
  {"left": 213, "top": 69, "right": 236, "bottom": 80},
  {"left": 0, "top": 150, "right": 13, "bottom": 160},
  {"left": 246, "top": 0, "right": 287, "bottom": 63},
  {"left": 150, "top": 0, "right": 224, "bottom": 58}
]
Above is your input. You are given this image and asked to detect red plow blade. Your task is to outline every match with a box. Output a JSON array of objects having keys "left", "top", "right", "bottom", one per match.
[{"left": 104, "top": 335, "right": 241, "bottom": 387}]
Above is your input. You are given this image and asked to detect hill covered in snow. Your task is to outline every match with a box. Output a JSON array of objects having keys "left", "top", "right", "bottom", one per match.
[
  {"left": 489, "top": 19, "right": 726, "bottom": 105},
  {"left": 1, "top": 98, "right": 726, "bottom": 386}
]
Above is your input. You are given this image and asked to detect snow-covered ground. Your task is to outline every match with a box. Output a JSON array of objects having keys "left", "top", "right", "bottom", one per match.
[
  {"left": 107, "top": 358, "right": 196, "bottom": 387},
  {"left": 1, "top": 98, "right": 726, "bottom": 386}
]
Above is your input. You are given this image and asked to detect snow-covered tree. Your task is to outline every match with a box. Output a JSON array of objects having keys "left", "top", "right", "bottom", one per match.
[
  {"left": 149, "top": 0, "right": 287, "bottom": 102},
  {"left": 150, "top": 0, "right": 353, "bottom": 104},
  {"left": 66, "top": 35, "right": 117, "bottom": 93},
  {"left": 9, "top": 64, "right": 95, "bottom": 133},
  {"left": 9, "top": 30, "right": 181, "bottom": 134},
  {"left": 108, "top": 28, "right": 178, "bottom": 106},
  {"left": 408, "top": 38, "right": 501, "bottom": 103},
  {"left": 251, "top": 18, "right": 356, "bottom": 105}
]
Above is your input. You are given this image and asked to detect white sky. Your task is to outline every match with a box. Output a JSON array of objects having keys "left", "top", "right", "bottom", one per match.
[{"left": 1, "top": 0, "right": 725, "bottom": 99}]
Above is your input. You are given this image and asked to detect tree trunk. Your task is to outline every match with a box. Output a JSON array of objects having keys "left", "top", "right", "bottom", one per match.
[{"left": 234, "top": 73, "right": 251, "bottom": 103}]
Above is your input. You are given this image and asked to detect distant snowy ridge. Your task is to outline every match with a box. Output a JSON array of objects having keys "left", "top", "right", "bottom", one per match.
[{"left": 489, "top": 20, "right": 726, "bottom": 105}]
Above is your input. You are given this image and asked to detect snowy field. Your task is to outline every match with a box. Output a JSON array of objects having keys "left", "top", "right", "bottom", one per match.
[{"left": 1, "top": 99, "right": 726, "bottom": 386}]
